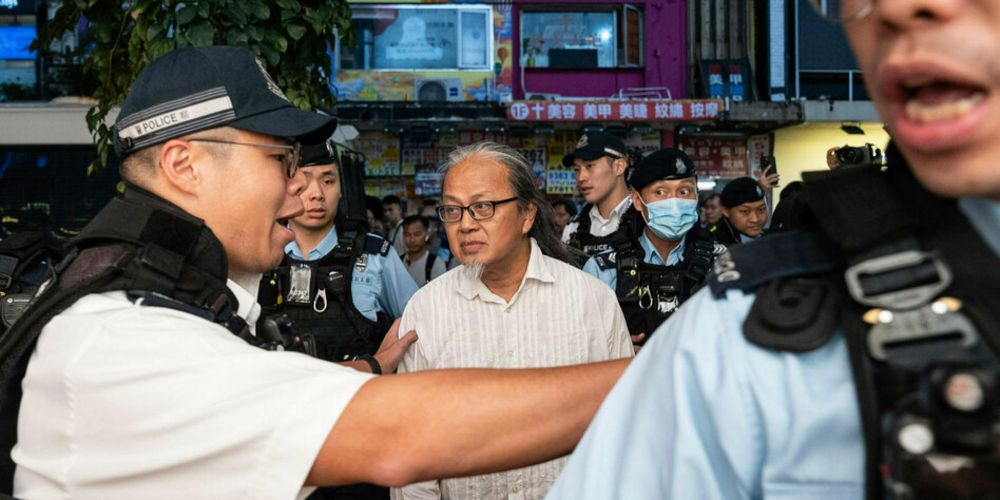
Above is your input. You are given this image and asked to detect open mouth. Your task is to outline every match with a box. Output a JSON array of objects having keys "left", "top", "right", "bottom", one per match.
[{"left": 901, "top": 79, "right": 987, "bottom": 124}]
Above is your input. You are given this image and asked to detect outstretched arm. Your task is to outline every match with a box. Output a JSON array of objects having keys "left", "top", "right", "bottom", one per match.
[{"left": 306, "top": 358, "right": 630, "bottom": 487}]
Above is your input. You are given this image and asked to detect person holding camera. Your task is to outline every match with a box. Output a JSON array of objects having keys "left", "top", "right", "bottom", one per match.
[
  {"left": 582, "top": 148, "right": 725, "bottom": 352},
  {"left": 548, "top": 0, "right": 1000, "bottom": 497},
  {"left": 0, "top": 46, "right": 631, "bottom": 499}
]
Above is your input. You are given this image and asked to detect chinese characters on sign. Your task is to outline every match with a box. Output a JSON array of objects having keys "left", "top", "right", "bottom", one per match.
[
  {"left": 679, "top": 136, "right": 751, "bottom": 178},
  {"left": 701, "top": 60, "right": 752, "bottom": 102},
  {"left": 506, "top": 99, "right": 724, "bottom": 122}
]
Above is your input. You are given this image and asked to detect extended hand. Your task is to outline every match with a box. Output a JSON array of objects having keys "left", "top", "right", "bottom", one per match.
[
  {"left": 756, "top": 169, "right": 780, "bottom": 191},
  {"left": 373, "top": 318, "right": 418, "bottom": 374}
]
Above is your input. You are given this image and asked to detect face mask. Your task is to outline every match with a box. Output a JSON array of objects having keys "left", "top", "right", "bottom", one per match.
[{"left": 638, "top": 196, "right": 698, "bottom": 241}]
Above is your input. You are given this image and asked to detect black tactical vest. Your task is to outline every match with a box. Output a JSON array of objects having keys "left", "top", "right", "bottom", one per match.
[
  {"left": 710, "top": 145, "right": 1000, "bottom": 500},
  {"left": 566, "top": 203, "right": 632, "bottom": 257},
  {"left": 595, "top": 211, "right": 721, "bottom": 341},
  {"left": 258, "top": 219, "right": 392, "bottom": 363},
  {"left": 0, "top": 188, "right": 250, "bottom": 496}
]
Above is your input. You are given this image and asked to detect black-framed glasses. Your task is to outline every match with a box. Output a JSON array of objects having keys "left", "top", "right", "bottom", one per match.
[
  {"left": 808, "top": 0, "right": 874, "bottom": 23},
  {"left": 437, "top": 197, "right": 519, "bottom": 223},
  {"left": 188, "top": 138, "right": 302, "bottom": 178}
]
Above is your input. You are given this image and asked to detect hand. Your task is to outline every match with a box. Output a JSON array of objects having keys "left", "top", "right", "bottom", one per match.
[
  {"left": 631, "top": 333, "right": 646, "bottom": 354},
  {"left": 756, "top": 169, "right": 780, "bottom": 191},
  {"left": 373, "top": 318, "right": 418, "bottom": 374}
]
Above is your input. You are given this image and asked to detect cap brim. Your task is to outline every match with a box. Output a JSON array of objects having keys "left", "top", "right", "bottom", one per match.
[
  {"left": 562, "top": 148, "right": 607, "bottom": 167},
  {"left": 230, "top": 105, "right": 337, "bottom": 144}
]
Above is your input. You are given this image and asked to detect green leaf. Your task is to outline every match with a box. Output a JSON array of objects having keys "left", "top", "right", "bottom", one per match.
[
  {"left": 251, "top": 2, "right": 270, "bottom": 20},
  {"left": 175, "top": 5, "right": 197, "bottom": 25},
  {"left": 187, "top": 20, "right": 215, "bottom": 46},
  {"left": 286, "top": 24, "right": 306, "bottom": 40}
]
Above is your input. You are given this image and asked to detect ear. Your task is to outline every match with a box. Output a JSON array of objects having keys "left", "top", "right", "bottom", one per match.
[
  {"left": 612, "top": 157, "right": 628, "bottom": 176},
  {"left": 158, "top": 138, "right": 202, "bottom": 196},
  {"left": 631, "top": 190, "right": 645, "bottom": 215},
  {"left": 521, "top": 201, "right": 538, "bottom": 235}
]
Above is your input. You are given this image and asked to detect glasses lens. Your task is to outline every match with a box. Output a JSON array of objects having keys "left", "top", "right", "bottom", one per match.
[
  {"left": 808, "top": 0, "right": 870, "bottom": 22},
  {"left": 437, "top": 206, "right": 460, "bottom": 222},
  {"left": 469, "top": 202, "right": 495, "bottom": 220}
]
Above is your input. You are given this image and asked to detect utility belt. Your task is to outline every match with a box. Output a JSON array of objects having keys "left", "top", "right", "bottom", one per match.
[{"left": 715, "top": 148, "right": 1000, "bottom": 499}]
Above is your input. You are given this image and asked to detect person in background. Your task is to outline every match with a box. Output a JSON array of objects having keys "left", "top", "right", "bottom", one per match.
[
  {"left": 394, "top": 142, "right": 632, "bottom": 500},
  {"left": 382, "top": 195, "right": 406, "bottom": 256},
  {"left": 560, "top": 132, "right": 632, "bottom": 257},
  {"left": 365, "top": 195, "right": 386, "bottom": 238},
  {"left": 400, "top": 215, "right": 447, "bottom": 287},
  {"left": 551, "top": 198, "right": 578, "bottom": 237},
  {"left": 698, "top": 192, "right": 723, "bottom": 230},
  {"left": 714, "top": 177, "right": 769, "bottom": 246}
]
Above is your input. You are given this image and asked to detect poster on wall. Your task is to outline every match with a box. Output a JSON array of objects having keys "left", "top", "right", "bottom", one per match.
[{"left": 355, "top": 132, "right": 401, "bottom": 177}]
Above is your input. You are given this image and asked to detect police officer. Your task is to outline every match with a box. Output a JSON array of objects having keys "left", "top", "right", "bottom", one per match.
[
  {"left": 560, "top": 132, "right": 632, "bottom": 257},
  {"left": 260, "top": 141, "right": 418, "bottom": 369},
  {"left": 715, "top": 176, "right": 769, "bottom": 246},
  {"left": 0, "top": 46, "right": 629, "bottom": 499},
  {"left": 583, "top": 148, "right": 724, "bottom": 350},
  {"left": 547, "top": 0, "right": 1000, "bottom": 498}
]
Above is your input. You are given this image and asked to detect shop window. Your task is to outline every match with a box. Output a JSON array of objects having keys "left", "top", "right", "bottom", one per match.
[
  {"left": 520, "top": 5, "right": 643, "bottom": 69},
  {"left": 341, "top": 5, "right": 492, "bottom": 71}
]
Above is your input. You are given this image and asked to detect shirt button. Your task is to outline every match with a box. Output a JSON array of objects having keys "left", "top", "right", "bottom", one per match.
[
  {"left": 512, "top": 485, "right": 521, "bottom": 493},
  {"left": 507, "top": 350, "right": 514, "bottom": 357}
]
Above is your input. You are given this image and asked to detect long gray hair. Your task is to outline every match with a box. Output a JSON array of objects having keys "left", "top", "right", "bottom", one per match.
[{"left": 441, "top": 141, "right": 584, "bottom": 266}]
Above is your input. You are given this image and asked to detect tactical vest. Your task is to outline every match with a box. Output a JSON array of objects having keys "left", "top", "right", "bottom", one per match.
[
  {"left": 258, "top": 220, "right": 392, "bottom": 363},
  {"left": 709, "top": 145, "right": 1000, "bottom": 499},
  {"left": 595, "top": 212, "right": 721, "bottom": 341},
  {"left": 0, "top": 232, "right": 67, "bottom": 337},
  {"left": 566, "top": 203, "right": 632, "bottom": 257},
  {"left": 0, "top": 188, "right": 254, "bottom": 496}
]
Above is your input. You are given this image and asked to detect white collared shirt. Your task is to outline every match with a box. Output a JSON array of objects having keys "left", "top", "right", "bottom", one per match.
[
  {"left": 561, "top": 195, "right": 633, "bottom": 243},
  {"left": 15, "top": 281, "right": 374, "bottom": 500},
  {"left": 393, "top": 238, "right": 633, "bottom": 500}
]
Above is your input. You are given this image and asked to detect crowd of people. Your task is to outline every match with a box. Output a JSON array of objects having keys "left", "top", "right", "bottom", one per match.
[{"left": 1, "top": 1, "right": 998, "bottom": 499}]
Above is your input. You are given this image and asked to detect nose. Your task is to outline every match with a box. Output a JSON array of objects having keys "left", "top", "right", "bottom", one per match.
[
  {"left": 873, "top": 0, "right": 960, "bottom": 28},
  {"left": 305, "top": 179, "right": 324, "bottom": 201},
  {"left": 287, "top": 171, "right": 306, "bottom": 197},
  {"left": 457, "top": 209, "right": 480, "bottom": 232}
]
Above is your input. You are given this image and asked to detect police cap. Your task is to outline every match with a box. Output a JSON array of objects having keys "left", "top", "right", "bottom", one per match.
[
  {"left": 112, "top": 46, "right": 337, "bottom": 158},
  {"left": 627, "top": 148, "right": 697, "bottom": 190},
  {"left": 300, "top": 141, "right": 338, "bottom": 167},
  {"left": 720, "top": 177, "right": 766, "bottom": 208},
  {"left": 561, "top": 132, "right": 626, "bottom": 167}
]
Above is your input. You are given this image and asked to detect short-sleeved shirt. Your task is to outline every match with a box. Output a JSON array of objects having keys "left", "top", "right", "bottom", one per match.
[
  {"left": 286, "top": 225, "right": 418, "bottom": 320},
  {"left": 547, "top": 198, "right": 1000, "bottom": 499},
  {"left": 14, "top": 279, "right": 375, "bottom": 499},
  {"left": 582, "top": 232, "right": 687, "bottom": 290}
]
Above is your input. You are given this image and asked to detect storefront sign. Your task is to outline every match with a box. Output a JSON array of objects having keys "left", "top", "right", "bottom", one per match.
[
  {"left": 679, "top": 136, "right": 750, "bottom": 178},
  {"left": 506, "top": 99, "right": 723, "bottom": 122}
]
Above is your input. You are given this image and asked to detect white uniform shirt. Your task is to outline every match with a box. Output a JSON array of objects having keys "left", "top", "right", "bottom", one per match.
[
  {"left": 14, "top": 279, "right": 374, "bottom": 500},
  {"left": 560, "top": 196, "right": 632, "bottom": 243},
  {"left": 392, "top": 238, "right": 633, "bottom": 500}
]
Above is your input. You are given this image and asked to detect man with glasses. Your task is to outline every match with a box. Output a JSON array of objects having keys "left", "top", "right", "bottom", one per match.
[
  {"left": 392, "top": 142, "right": 632, "bottom": 500},
  {"left": 1, "top": 46, "right": 632, "bottom": 499},
  {"left": 548, "top": 1, "right": 1000, "bottom": 498}
]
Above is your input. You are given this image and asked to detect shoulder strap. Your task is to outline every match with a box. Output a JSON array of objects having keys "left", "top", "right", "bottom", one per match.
[{"left": 424, "top": 253, "right": 436, "bottom": 282}]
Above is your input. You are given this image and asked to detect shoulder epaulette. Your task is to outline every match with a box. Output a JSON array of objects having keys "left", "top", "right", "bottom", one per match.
[
  {"left": 591, "top": 251, "right": 617, "bottom": 271},
  {"left": 708, "top": 230, "right": 841, "bottom": 298},
  {"left": 364, "top": 233, "right": 392, "bottom": 256}
]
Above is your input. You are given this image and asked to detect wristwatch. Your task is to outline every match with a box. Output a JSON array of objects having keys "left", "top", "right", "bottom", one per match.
[{"left": 355, "top": 354, "right": 382, "bottom": 375}]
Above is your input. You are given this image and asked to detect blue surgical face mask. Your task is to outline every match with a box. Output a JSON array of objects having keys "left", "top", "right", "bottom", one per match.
[{"left": 638, "top": 195, "right": 698, "bottom": 241}]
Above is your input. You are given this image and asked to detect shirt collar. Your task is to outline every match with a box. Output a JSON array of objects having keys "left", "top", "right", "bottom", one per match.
[
  {"left": 226, "top": 277, "right": 261, "bottom": 329},
  {"left": 455, "top": 238, "right": 555, "bottom": 303},
  {"left": 285, "top": 225, "right": 338, "bottom": 260},
  {"left": 590, "top": 195, "right": 633, "bottom": 224},
  {"left": 639, "top": 232, "right": 686, "bottom": 266}
]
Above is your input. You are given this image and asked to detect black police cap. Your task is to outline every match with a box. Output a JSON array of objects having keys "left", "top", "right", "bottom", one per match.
[
  {"left": 112, "top": 46, "right": 337, "bottom": 158},
  {"left": 720, "top": 177, "right": 766, "bottom": 208},
  {"left": 300, "top": 141, "right": 338, "bottom": 167},
  {"left": 627, "top": 148, "right": 697, "bottom": 190},
  {"left": 561, "top": 132, "right": 626, "bottom": 167}
]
